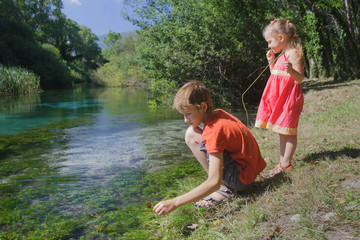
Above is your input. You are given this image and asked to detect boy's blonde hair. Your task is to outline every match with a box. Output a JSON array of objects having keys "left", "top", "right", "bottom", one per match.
[
  {"left": 173, "top": 80, "right": 213, "bottom": 113},
  {"left": 263, "top": 18, "right": 304, "bottom": 65}
]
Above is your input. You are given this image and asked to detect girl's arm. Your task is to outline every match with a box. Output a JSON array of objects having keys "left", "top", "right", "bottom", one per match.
[
  {"left": 153, "top": 152, "right": 223, "bottom": 215},
  {"left": 266, "top": 50, "right": 276, "bottom": 72},
  {"left": 285, "top": 50, "right": 304, "bottom": 83}
]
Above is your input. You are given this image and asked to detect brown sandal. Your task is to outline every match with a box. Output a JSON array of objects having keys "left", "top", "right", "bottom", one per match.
[
  {"left": 194, "top": 186, "right": 235, "bottom": 208},
  {"left": 269, "top": 162, "right": 293, "bottom": 177}
]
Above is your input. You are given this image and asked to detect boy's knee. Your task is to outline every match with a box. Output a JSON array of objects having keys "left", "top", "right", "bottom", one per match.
[
  {"left": 185, "top": 126, "right": 195, "bottom": 145},
  {"left": 185, "top": 126, "right": 202, "bottom": 146}
]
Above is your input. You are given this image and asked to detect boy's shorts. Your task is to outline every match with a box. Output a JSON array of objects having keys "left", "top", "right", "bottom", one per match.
[{"left": 199, "top": 141, "right": 252, "bottom": 192}]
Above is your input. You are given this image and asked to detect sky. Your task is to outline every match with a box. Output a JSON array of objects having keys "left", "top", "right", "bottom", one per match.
[{"left": 62, "top": 0, "right": 139, "bottom": 36}]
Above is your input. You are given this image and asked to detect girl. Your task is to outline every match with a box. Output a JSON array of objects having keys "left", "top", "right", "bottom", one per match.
[{"left": 255, "top": 19, "right": 305, "bottom": 177}]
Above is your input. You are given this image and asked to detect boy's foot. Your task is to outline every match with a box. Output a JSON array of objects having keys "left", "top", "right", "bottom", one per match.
[
  {"left": 269, "top": 162, "right": 293, "bottom": 177},
  {"left": 194, "top": 186, "right": 235, "bottom": 208}
]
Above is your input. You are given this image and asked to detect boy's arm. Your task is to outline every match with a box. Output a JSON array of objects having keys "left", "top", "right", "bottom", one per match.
[{"left": 153, "top": 152, "right": 223, "bottom": 215}]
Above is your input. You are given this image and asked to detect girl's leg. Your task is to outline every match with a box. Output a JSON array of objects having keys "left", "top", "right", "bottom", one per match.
[
  {"left": 280, "top": 134, "right": 297, "bottom": 167},
  {"left": 279, "top": 134, "right": 287, "bottom": 165},
  {"left": 185, "top": 126, "right": 209, "bottom": 173},
  {"left": 271, "top": 134, "right": 297, "bottom": 176}
]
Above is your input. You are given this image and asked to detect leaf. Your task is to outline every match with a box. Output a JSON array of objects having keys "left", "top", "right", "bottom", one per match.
[
  {"left": 334, "top": 198, "right": 346, "bottom": 204},
  {"left": 266, "top": 226, "right": 283, "bottom": 239},
  {"left": 146, "top": 202, "right": 153, "bottom": 208},
  {"left": 274, "top": 226, "right": 283, "bottom": 233},
  {"left": 212, "top": 219, "right": 220, "bottom": 226}
]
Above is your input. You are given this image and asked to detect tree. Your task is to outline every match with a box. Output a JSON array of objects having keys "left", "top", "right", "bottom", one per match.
[
  {"left": 93, "top": 31, "right": 146, "bottom": 87},
  {"left": 123, "top": 0, "right": 360, "bottom": 107},
  {"left": 125, "top": 0, "right": 278, "bottom": 106},
  {"left": 267, "top": 0, "right": 360, "bottom": 79},
  {"left": 103, "top": 31, "right": 122, "bottom": 48},
  {"left": 102, "top": 31, "right": 122, "bottom": 59},
  {"left": 15, "top": 0, "right": 64, "bottom": 43},
  {"left": 1, "top": 0, "right": 104, "bottom": 88}
]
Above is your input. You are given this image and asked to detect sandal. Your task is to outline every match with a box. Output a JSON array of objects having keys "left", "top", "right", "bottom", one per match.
[
  {"left": 269, "top": 162, "right": 293, "bottom": 177},
  {"left": 194, "top": 186, "right": 235, "bottom": 208}
]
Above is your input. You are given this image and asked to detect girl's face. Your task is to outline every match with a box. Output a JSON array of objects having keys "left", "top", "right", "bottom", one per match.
[{"left": 264, "top": 32, "right": 285, "bottom": 54}]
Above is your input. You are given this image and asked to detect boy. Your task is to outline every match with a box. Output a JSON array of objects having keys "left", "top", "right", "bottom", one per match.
[{"left": 153, "top": 81, "right": 266, "bottom": 215}]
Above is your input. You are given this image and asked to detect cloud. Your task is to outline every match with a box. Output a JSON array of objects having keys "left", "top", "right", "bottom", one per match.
[{"left": 69, "top": 0, "right": 82, "bottom": 6}]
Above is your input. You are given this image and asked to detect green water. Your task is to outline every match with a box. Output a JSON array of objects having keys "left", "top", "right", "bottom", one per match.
[{"left": 0, "top": 87, "right": 252, "bottom": 239}]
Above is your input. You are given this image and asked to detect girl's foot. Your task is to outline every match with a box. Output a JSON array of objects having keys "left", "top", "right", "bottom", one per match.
[{"left": 269, "top": 162, "right": 293, "bottom": 177}]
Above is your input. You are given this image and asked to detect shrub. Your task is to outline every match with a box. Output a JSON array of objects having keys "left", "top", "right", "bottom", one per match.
[{"left": 0, "top": 64, "right": 41, "bottom": 96}]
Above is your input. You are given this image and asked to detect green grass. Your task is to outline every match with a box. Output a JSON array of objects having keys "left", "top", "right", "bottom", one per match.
[
  {"left": 0, "top": 64, "right": 41, "bottom": 96},
  {"left": 135, "top": 78, "right": 360, "bottom": 239},
  {"left": 0, "top": 78, "right": 359, "bottom": 239}
]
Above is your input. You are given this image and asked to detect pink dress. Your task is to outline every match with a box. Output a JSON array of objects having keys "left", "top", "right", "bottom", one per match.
[{"left": 255, "top": 52, "right": 303, "bottom": 135}]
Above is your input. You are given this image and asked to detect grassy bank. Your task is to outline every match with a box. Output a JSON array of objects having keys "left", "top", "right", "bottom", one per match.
[
  {"left": 0, "top": 78, "right": 358, "bottom": 239},
  {"left": 0, "top": 65, "right": 41, "bottom": 96},
  {"left": 136, "top": 78, "right": 360, "bottom": 239}
]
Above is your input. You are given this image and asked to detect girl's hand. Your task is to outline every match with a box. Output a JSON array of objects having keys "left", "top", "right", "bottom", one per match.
[
  {"left": 284, "top": 61, "right": 293, "bottom": 74},
  {"left": 153, "top": 199, "right": 177, "bottom": 216},
  {"left": 266, "top": 49, "right": 275, "bottom": 63}
]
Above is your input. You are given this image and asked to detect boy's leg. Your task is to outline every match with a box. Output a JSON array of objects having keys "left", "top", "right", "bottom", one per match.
[
  {"left": 185, "top": 126, "right": 209, "bottom": 173},
  {"left": 222, "top": 151, "right": 252, "bottom": 192},
  {"left": 195, "top": 151, "right": 252, "bottom": 207}
]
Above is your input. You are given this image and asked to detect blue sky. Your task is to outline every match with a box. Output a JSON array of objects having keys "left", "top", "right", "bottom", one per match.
[{"left": 62, "top": 0, "right": 139, "bottom": 36}]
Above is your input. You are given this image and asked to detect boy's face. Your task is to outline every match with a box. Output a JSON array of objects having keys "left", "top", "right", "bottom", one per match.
[{"left": 181, "top": 104, "right": 207, "bottom": 128}]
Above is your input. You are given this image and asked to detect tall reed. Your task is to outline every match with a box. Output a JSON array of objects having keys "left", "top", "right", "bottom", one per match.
[{"left": 0, "top": 65, "right": 41, "bottom": 96}]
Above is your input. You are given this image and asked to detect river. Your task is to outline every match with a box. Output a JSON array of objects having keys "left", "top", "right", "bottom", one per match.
[{"left": 0, "top": 87, "right": 254, "bottom": 238}]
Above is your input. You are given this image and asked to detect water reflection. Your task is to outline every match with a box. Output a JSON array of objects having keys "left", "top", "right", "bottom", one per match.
[{"left": 0, "top": 87, "right": 258, "bottom": 238}]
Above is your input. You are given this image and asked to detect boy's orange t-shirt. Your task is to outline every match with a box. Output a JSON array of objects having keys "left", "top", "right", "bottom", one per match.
[{"left": 202, "top": 109, "right": 266, "bottom": 184}]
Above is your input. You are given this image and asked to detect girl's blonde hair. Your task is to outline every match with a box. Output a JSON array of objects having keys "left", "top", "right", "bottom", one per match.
[
  {"left": 263, "top": 18, "right": 304, "bottom": 65},
  {"left": 172, "top": 80, "right": 213, "bottom": 113}
]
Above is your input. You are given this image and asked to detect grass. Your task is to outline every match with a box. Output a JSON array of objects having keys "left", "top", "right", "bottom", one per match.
[
  {"left": 0, "top": 78, "right": 358, "bottom": 239},
  {"left": 0, "top": 64, "right": 41, "bottom": 96},
  {"left": 138, "top": 78, "right": 360, "bottom": 239}
]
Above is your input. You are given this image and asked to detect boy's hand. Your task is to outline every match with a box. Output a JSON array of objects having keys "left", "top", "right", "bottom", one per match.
[{"left": 153, "top": 199, "right": 177, "bottom": 216}]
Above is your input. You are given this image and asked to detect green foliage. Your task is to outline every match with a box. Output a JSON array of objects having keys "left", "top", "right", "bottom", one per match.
[
  {"left": 283, "top": 0, "right": 360, "bottom": 80},
  {"left": 92, "top": 61, "right": 125, "bottom": 87},
  {"left": 122, "top": 0, "right": 360, "bottom": 107},
  {"left": 0, "top": 0, "right": 104, "bottom": 92},
  {"left": 103, "top": 30, "right": 122, "bottom": 49},
  {"left": 0, "top": 64, "right": 41, "bottom": 95},
  {"left": 93, "top": 32, "right": 147, "bottom": 87},
  {"left": 126, "top": 0, "right": 278, "bottom": 107},
  {"left": 302, "top": 11, "right": 325, "bottom": 77}
]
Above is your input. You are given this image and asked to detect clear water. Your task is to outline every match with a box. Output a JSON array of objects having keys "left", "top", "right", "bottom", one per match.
[
  {"left": 0, "top": 87, "right": 254, "bottom": 237},
  {"left": 1, "top": 88, "right": 188, "bottom": 210}
]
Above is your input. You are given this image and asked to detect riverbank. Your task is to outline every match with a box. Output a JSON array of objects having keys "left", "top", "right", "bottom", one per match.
[
  {"left": 0, "top": 78, "right": 359, "bottom": 239},
  {"left": 131, "top": 78, "right": 360, "bottom": 239}
]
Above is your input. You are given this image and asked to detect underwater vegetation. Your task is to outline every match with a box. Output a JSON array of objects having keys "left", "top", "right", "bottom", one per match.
[{"left": 0, "top": 117, "right": 204, "bottom": 239}]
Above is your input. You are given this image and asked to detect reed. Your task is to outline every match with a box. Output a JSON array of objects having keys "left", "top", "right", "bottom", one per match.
[{"left": 0, "top": 65, "right": 41, "bottom": 96}]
